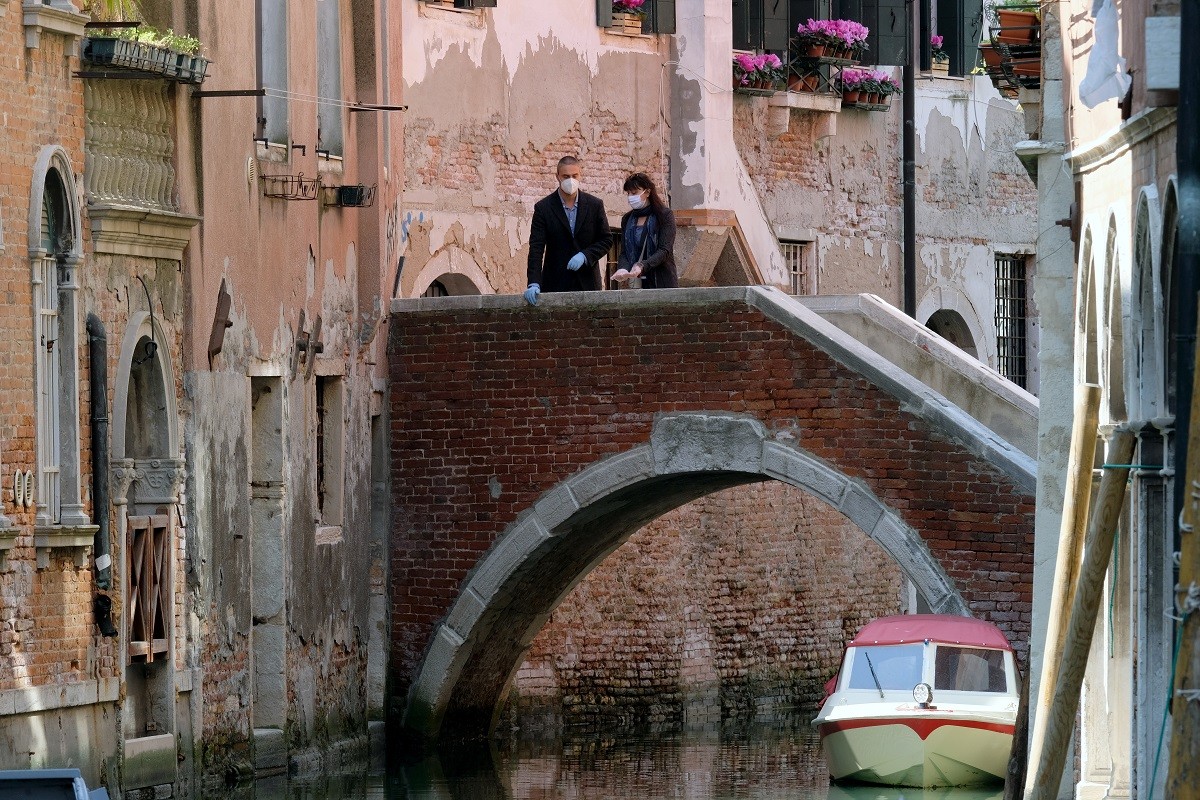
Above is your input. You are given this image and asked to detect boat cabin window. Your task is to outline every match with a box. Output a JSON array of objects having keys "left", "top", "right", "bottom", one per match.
[
  {"left": 846, "top": 644, "right": 923, "bottom": 691},
  {"left": 934, "top": 646, "right": 1008, "bottom": 693}
]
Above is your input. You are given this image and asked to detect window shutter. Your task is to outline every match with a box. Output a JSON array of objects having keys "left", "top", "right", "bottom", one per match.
[
  {"left": 455, "top": 0, "right": 497, "bottom": 7},
  {"left": 937, "top": 0, "right": 983, "bottom": 75},
  {"left": 733, "top": 0, "right": 753, "bottom": 50},
  {"left": 868, "top": 0, "right": 910, "bottom": 66},
  {"left": 651, "top": 0, "right": 676, "bottom": 34},
  {"left": 597, "top": 0, "right": 612, "bottom": 27},
  {"left": 763, "top": 0, "right": 790, "bottom": 53}
]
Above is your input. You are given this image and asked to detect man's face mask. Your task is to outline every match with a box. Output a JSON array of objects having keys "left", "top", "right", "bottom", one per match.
[{"left": 559, "top": 177, "right": 579, "bottom": 195}]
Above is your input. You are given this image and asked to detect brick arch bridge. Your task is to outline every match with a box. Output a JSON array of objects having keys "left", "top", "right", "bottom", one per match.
[{"left": 387, "top": 286, "right": 1036, "bottom": 746}]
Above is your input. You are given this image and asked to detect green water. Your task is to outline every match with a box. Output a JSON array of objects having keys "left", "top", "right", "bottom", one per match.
[{"left": 243, "top": 727, "right": 1009, "bottom": 800}]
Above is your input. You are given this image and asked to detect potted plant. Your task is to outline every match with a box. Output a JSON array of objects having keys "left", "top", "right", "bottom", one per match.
[
  {"left": 732, "top": 53, "right": 784, "bottom": 94},
  {"left": 930, "top": 33, "right": 949, "bottom": 74},
  {"left": 612, "top": 0, "right": 646, "bottom": 33},
  {"left": 990, "top": 1, "right": 1040, "bottom": 45},
  {"left": 794, "top": 18, "right": 869, "bottom": 61}
]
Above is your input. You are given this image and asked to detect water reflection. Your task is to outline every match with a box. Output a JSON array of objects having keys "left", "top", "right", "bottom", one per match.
[{"left": 253, "top": 726, "right": 1006, "bottom": 800}]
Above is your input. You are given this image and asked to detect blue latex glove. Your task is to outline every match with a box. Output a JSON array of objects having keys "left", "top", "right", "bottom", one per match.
[
  {"left": 523, "top": 283, "right": 541, "bottom": 305},
  {"left": 567, "top": 252, "right": 586, "bottom": 271}
]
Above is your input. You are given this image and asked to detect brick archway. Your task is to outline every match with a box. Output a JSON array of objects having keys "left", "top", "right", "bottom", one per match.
[
  {"left": 388, "top": 287, "right": 1037, "bottom": 747},
  {"left": 402, "top": 411, "right": 970, "bottom": 741}
]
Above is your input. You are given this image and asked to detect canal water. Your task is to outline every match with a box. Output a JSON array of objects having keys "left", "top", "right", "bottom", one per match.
[{"left": 242, "top": 723, "right": 1008, "bottom": 800}]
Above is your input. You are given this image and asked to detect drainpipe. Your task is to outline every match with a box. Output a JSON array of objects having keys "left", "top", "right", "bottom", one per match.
[
  {"left": 902, "top": 0, "right": 918, "bottom": 318},
  {"left": 87, "top": 313, "right": 111, "bottom": 590}
]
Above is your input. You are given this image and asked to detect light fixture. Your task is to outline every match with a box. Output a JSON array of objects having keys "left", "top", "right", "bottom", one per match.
[{"left": 913, "top": 682, "right": 933, "bottom": 707}]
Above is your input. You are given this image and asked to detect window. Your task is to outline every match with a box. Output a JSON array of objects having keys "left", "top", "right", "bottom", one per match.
[
  {"left": 315, "top": 375, "right": 344, "bottom": 525},
  {"left": 935, "top": 0, "right": 984, "bottom": 76},
  {"left": 934, "top": 646, "right": 1007, "bottom": 692},
  {"left": 846, "top": 644, "right": 924, "bottom": 690},
  {"left": 995, "top": 253, "right": 1028, "bottom": 388},
  {"left": 736, "top": 1, "right": 908, "bottom": 65},
  {"left": 257, "top": 0, "right": 289, "bottom": 144},
  {"left": 316, "top": 0, "right": 344, "bottom": 156},
  {"left": 35, "top": 172, "right": 68, "bottom": 525},
  {"left": 780, "top": 239, "right": 814, "bottom": 295},
  {"left": 596, "top": 0, "right": 676, "bottom": 34}
]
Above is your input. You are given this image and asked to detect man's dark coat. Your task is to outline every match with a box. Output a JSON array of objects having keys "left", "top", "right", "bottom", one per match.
[{"left": 527, "top": 190, "right": 613, "bottom": 292}]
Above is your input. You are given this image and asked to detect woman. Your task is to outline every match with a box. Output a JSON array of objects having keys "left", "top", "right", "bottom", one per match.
[{"left": 612, "top": 172, "right": 678, "bottom": 289}]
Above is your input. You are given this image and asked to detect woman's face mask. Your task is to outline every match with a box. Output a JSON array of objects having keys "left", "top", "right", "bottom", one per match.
[{"left": 627, "top": 191, "right": 646, "bottom": 209}]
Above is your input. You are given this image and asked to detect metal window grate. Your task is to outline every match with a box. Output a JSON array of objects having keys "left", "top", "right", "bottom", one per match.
[
  {"left": 995, "top": 254, "right": 1027, "bottom": 388},
  {"left": 781, "top": 240, "right": 812, "bottom": 295}
]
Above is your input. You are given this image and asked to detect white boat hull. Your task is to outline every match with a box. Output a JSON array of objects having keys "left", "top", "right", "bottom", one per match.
[{"left": 818, "top": 715, "right": 1014, "bottom": 787}]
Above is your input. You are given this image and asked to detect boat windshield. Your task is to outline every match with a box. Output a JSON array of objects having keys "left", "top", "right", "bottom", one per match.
[
  {"left": 845, "top": 644, "right": 923, "bottom": 691},
  {"left": 934, "top": 645, "right": 1008, "bottom": 693}
]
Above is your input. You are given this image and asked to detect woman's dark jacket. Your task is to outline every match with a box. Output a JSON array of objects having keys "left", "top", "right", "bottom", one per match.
[{"left": 618, "top": 205, "right": 679, "bottom": 289}]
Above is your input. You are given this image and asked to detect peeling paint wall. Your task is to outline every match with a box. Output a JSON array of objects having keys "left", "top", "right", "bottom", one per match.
[
  {"left": 399, "top": 0, "right": 671, "bottom": 297},
  {"left": 734, "top": 77, "right": 1039, "bottom": 388},
  {"left": 178, "top": 0, "right": 397, "bottom": 782}
]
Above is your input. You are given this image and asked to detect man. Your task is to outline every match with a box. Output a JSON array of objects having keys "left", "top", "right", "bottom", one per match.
[{"left": 524, "top": 156, "right": 613, "bottom": 305}]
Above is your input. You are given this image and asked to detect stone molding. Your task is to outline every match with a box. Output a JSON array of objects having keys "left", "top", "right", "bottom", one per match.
[
  {"left": 88, "top": 205, "right": 199, "bottom": 261},
  {"left": 0, "top": 677, "right": 121, "bottom": 716},
  {"left": 22, "top": 0, "right": 87, "bottom": 50},
  {"left": 1066, "top": 107, "right": 1178, "bottom": 176}
]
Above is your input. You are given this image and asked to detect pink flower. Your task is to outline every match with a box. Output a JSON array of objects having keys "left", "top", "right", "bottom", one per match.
[{"left": 930, "top": 34, "right": 944, "bottom": 49}]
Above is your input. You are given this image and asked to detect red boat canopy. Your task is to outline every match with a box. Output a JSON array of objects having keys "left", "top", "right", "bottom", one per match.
[{"left": 847, "top": 614, "right": 1014, "bottom": 652}]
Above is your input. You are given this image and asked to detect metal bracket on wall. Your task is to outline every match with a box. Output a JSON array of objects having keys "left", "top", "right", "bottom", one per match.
[
  {"left": 207, "top": 278, "right": 233, "bottom": 369},
  {"left": 292, "top": 311, "right": 325, "bottom": 381}
]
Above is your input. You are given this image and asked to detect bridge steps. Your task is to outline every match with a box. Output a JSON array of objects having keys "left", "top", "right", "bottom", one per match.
[{"left": 800, "top": 293, "right": 1039, "bottom": 460}]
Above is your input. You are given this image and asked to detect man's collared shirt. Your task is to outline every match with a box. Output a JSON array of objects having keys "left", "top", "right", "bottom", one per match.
[{"left": 560, "top": 194, "right": 578, "bottom": 236}]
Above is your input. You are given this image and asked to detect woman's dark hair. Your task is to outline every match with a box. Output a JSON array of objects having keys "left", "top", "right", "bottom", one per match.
[{"left": 623, "top": 172, "right": 667, "bottom": 216}]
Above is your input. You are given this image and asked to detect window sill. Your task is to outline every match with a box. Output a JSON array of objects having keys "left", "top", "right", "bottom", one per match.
[
  {"left": 34, "top": 524, "right": 99, "bottom": 568},
  {"left": 317, "top": 154, "right": 344, "bottom": 176},
  {"left": 22, "top": 0, "right": 88, "bottom": 51},
  {"left": 0, "top": 677, "right": 120, "bottom": 716},
  {"left": 88, "top": 204, "right": 201, "bottom": 261}
]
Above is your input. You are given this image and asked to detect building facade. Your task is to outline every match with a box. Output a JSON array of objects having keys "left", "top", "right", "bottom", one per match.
[
  {"left": 1, "top": 0, "right": 398, "bottom": 794},
  {"left": 1022, "top": 1, "right": 1180, "bottom": 797}
]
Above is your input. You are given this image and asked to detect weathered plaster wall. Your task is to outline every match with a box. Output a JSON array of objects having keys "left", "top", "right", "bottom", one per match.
[
  {"left": 179, "top": 0, "right": 396, "bottom": 779},
  {"left": 734, "top": 76, "right": 1038, "bottom": 382},
  {"left": 501, "top": 482, "right": 906, "bottom": 734},
  {"left": 399, "top": 0, "right": 670, "bottom": 297}
]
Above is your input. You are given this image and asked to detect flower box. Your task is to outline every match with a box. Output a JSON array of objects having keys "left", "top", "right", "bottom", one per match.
[
  {"left": 83, "top": 35, "right": 208, "bottom": 84},
  {"left": 613, "top": 11, "right": 642, "bottom": 34},
  {"left": 995, "top": 8, "right": 1039, "bottom": 45}
]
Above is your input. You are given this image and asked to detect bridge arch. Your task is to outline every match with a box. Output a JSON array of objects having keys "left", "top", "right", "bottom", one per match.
[{"left": 403, "top": 412, "right": 967, "bottom": 742}]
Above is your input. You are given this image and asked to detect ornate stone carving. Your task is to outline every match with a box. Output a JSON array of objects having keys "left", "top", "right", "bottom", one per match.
[{"left": 111, "top": 458, "right": 185, "bottom": 509}]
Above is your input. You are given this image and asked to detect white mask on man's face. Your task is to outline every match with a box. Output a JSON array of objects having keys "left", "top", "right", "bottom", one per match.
[
  {"left": 559, "top": 177, "right": 579, "bottom": 195},
  {"left": 627, "top": 194, "right": 645, "bottom": 209}
]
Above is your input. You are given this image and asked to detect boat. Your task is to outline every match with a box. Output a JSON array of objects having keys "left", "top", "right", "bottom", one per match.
[
  {"left": 0, "top": 768, "right": 109, "bottom": 799},
  {"left": 813, "top": 613, "right": 1020, "bottom": 788}
]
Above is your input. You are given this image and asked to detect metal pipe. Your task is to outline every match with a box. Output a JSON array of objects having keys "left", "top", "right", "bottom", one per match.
[
  {"left": 86, "top": 313, "right": 111, "bottom": 589},
  {"left": 902, "top": 0, "right": 917, "bottom": 317}
]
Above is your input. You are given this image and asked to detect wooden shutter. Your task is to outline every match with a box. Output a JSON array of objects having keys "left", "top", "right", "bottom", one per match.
[
  {"left": 650, "top": 0, "right": 676, "bottom": 34},
  {"left": 596, "top": 0, "right": 612, "bottom": 26},
  {"left": 455, "top": 0, "right": 497, "bottom": 7},
  {"left": 128, "top": 514, "right": 172, "bottom": 663},
  {"left": 763, "top": 0, "right": 790, "bottom": 53},
  {"left": 937, "top": 0, "right": 983, "bottom": 75},
  {"left": 733, "top": 0, "right": 754, "bottom": 50},
  {"left": 870, "top": 0, "right": 910, "bottom": 66}
]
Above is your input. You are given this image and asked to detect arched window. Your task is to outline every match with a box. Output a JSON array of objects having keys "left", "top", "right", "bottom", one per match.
[{"left": 30, "top": 149, "right": 87, "bottom": 530}]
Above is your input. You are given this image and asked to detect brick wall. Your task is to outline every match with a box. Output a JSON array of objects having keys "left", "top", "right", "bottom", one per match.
[
  {"left": 499, "top": 481, "right": 905, "bottom": 733},
  {"left": 0, "top": 14, "right": 106, "bottom": 702},
  {"left": 388, "top": 297, "right": 1036, "bottom": 729}
]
